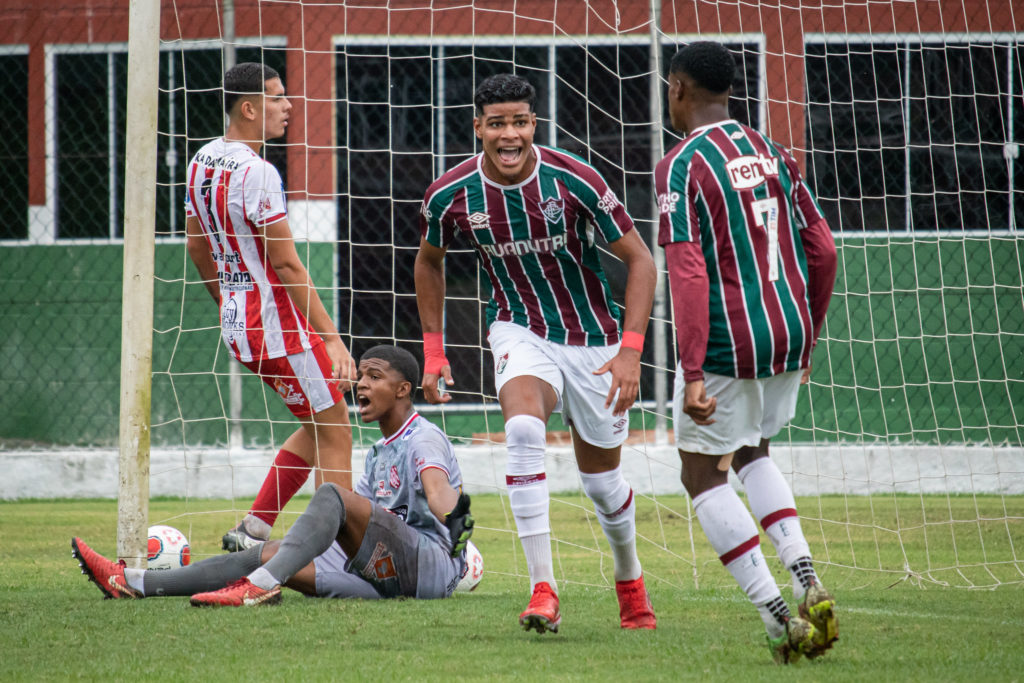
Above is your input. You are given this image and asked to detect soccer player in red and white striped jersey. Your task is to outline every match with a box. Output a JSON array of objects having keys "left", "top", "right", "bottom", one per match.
[
  {"left": 657, "top": 42, "right": 839, "bottom": 663},
  {"left": 185, "top": 63, "right": 356, "bottom": 552},
  {"left": 415, "top": 74, "right": 658, "bottom": 633}
]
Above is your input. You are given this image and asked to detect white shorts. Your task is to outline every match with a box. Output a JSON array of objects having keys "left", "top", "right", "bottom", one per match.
[
  {"left": 487, "top": 321, "right": 629, "bottom": 449},
  {"left": 672, "top": 367, "right": 803, "bottom": 456}
]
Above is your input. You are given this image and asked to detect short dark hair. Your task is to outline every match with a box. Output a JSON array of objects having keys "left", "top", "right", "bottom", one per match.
[
  {"left": 223, "top": 62, "right": 280, "bottom": 114},
  {"left": 669, "top": 42, "right": 735, "bottom": 94},
  {"left": 360, "top": 345, "right": 420, "bottom": 387},
  {"left": 474, "top": 73, "right": 536, "bottom": 116}
]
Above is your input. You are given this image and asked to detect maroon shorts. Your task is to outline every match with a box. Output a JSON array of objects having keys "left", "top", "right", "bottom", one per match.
[{"left": 241, "top": 343, "right": 345, "bottom": 418}]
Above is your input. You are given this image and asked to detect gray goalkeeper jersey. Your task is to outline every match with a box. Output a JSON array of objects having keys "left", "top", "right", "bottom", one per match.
[{"left": 354, "top": 412, "right": 463, "bottom": 554}]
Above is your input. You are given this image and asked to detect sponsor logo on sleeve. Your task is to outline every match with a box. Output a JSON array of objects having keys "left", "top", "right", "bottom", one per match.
[
  {"left": 596, "top": 189, "right": 620, "bottom": 215},
  {"left": 658, "top": 191, "right": 680, "bottom": 215}
]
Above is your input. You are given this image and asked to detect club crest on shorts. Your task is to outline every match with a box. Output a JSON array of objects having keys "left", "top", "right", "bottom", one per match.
[
  {"left": 496, "top": 351, "right": 509, "bottom": 375},
  {"left": 364, "top": 542, "right": 398, "bottom": 581},
  {"left": 273, "top": 378, "right": 305, "bottom": 406},
  {"left": 538, "top": 197, "right": 564, "bottom": 223}
]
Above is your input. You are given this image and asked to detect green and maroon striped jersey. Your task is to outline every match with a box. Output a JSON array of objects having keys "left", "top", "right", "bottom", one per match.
[
  {"left": 656, "top": 120, "right": 829, "bottom": 378},
  {"left": 421, "top": 145, "right": 634, "bottom": 346}
]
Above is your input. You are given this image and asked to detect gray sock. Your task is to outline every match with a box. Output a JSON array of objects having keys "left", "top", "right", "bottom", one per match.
[
  {"left": 142, "top": 544, "right": 264, "bottom": 597},
  {"left": 261, "top": 483, "right": 346, "bottom": 586}
]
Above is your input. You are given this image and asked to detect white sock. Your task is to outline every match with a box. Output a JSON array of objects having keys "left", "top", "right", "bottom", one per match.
[
  {"left": 757, "top": 595, "right": 791, "bottom": 638},
  {"left": 737, "top": 457, "right": 813, "bottom": 597},
  {"left": 246, "top": 566, "right": 279, "bottom": 591},
  {"left": 242, "top": 514, "right": 272, "bottom": 541},
  {"left": 694, "top": 483, "right": 781, "bottom": 610},
  {"left": 579, "top": 467, "right": 642, "bottom": 582},
  {"left": 124, "top": 567, "right": 145, "bottom": 595},
  {"left": 520, "top": 533, "right": 557, "bottom": 593},
  {"left": 505, "top": 414, "right": 554, "bottom": 591}
]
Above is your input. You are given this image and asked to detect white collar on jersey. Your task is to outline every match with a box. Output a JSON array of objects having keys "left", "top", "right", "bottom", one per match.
[
  {"left": 383, "top": 411, "right": 420, "bottom": 445},
  {"left": 477, "top": 144, "right": 541, "bottom": 191},
  {"left": 686, "top": 119, "right": 740, "bottom": 137}
]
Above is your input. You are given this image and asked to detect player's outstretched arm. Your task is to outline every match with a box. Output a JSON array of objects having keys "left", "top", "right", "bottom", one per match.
[
  {"left": 594, "top": 230, "right": 657, "bottom": 416},
  {"left": 414, "top": 238, "right": 454, "bottom": 403},
  {"left": 421, "top": 469, "right": 474, "bottom": 557},
  {"left": 265, "top": 218, "right": 356, "bottom": 390}
]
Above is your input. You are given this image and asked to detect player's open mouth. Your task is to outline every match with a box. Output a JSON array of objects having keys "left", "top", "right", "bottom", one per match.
[
  {"left": 356, "top": 394, "right": 371, "bottom": 412},
  {"left": 498, "top": 147, "right": 521, "bottom": 164}
]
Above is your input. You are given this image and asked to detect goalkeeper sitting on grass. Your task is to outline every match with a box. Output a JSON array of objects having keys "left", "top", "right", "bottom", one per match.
[{"left": 72, "top": 345, "right": 474, "bottom": 605}]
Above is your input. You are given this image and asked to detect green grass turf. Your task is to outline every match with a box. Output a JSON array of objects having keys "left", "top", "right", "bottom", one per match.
[{"left": 1, "top": 495, "right": 1022, "bottom": 681}]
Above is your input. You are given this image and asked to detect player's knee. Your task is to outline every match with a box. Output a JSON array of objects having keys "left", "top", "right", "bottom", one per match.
[
  {"left": 733, "top": 443, "right": 769, "bottom": 472},
  {"left": 504, "top": 414, "right": 547, "bottom": 472},
  {"left": 579, "top": 467, "right": 631, "bottom": 513},
  {"left": 311, "top": 482, "right": 347, "bottom": 518},
  {"left": 680, "top": 461, "right": 727, "bottom": 499}
]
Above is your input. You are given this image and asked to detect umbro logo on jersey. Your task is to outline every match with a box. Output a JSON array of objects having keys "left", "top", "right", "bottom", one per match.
[
  {"left": 538, "top": 197, "right": 564, "bottom": 223},
  {"left": 725, "top": 154, "right": 780, "bottom": 190},
  {"left": 468, "top": 211, "right": 490, "bottom": 230}
]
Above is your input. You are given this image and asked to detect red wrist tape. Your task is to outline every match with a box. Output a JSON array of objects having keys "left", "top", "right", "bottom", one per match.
[
  {"left": 620, "top": 331, "right": 645, "bottom": 352},
  {"left": 423, "top": 332, "right": 449, "bottom": 375}
]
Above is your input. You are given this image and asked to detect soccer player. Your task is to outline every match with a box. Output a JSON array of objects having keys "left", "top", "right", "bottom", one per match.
[
  {"left": 656, "top": 42, "right": 839, "bottom": 663},
  {"left": 414, "top": 73, "right": 658, "bottom": 633},
  {"left": 72, "top": 346, "right": 475, "bottom": 604},
  {"left": 184, "top": 62, "right": 356, "bottom": 552}
]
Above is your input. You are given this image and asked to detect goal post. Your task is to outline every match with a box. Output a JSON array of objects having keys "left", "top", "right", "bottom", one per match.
[{"left": 117, "top": 0, "right": 160, "bottom": 568}]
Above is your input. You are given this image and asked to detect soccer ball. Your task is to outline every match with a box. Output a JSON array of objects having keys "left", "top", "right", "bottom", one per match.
[
  {"left": 456, "top": 540, "right": 484, "bottom": 592},
  {"left": 147, "top": 525, "right": 191, "bottom": 570}
]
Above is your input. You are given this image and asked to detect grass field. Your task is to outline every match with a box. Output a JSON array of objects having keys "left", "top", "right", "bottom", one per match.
[{"left": 2, "top": 494, "right": 1022, "bottom": 681}]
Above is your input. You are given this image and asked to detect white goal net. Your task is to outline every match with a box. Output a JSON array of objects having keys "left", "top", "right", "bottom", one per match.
[{"left": 4, "top": 0, "right": 1020, "bottom": 592}]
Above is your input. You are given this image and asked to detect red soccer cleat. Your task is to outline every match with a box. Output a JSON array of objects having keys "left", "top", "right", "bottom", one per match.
[
  {"left": 190, "top": 578, "right": 281, "bottom": 607},
  {"left": 616, "top": 575, "right": 657, "bottom": 629},
  {"left": 71, "top": 537, "right": 141, "bottom": 600},
  {"left": 519, "top": 581, "right": 561, "bottom": 634}
]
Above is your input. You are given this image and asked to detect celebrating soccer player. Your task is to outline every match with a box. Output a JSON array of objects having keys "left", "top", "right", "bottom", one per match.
[
  {"left": 656, "top": 42, "right": 839, "bottom": 663},
  {"left": 183, "top": 63, "right": 356, "bottom": 552},
  {"left": 414, "top": 73, "right": 658, "bottom": 633},
  {"left": 73, "top": 346, "right": 474, "bottom": 604}
]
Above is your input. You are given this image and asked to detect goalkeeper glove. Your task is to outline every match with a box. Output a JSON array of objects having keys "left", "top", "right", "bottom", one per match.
[{"left": 444, "top": 492, "right": 474, "bottom": 558}]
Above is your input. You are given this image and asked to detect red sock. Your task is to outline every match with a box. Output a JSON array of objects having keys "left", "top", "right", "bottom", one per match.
[{"left": 250, "top": 449, "right": 311, "bottom": 526}]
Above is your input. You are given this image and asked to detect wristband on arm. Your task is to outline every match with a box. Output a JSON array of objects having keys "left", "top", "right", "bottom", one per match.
[
  {"left": 422, "top": 331, "right": 450, "bottom": 376},
  {"left": 620, "top": 330, "right": 645, "bottom": 352}
]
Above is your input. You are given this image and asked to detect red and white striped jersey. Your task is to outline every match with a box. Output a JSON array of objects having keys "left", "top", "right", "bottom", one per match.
[{"left": 184, "top": 138, "right": 319, "bottom": 362}]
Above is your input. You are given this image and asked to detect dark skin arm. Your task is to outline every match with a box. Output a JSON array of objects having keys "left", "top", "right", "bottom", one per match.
[
  {"left": 414, "top": 238, "right": 454, "bottom": 404},
  {"left": 593, "top": 229, "right": 657, "bottom": 416}
]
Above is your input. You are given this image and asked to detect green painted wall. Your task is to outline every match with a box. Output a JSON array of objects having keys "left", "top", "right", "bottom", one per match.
[
  {"left": 1, "top": 237, "right": 1021, "bottom": 447},
  {"left": 1, "top": 243, "right": 334, "bottom": 448}
]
